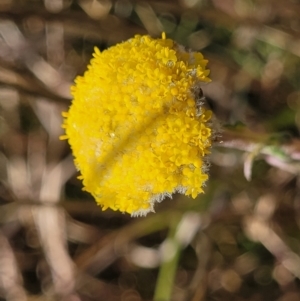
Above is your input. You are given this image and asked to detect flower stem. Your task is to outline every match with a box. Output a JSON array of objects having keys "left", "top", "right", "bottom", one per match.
[{"left": 154, "top": 215, "right": 182, "bottom": 301}]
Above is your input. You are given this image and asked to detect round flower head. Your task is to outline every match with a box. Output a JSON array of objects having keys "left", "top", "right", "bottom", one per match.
[{"left": 61, "top": 33, "right": 212, "bottom": 217}]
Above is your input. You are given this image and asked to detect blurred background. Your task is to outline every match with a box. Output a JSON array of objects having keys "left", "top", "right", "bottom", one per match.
[{"left": 0, "top": 0, "right": 300, "bottom": 300}]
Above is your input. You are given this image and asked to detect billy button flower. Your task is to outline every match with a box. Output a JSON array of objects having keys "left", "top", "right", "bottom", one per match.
[{"left": 61, "top": 33, "right": 212, "bottom": 217}]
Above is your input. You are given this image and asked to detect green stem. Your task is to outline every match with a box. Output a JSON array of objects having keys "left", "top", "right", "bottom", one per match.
[{"left": 154, "top": 215, "right": 182, "bottom": 301}]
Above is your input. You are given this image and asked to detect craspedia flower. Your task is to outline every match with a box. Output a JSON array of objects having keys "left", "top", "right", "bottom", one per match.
[{"left": 61, "top": 33, "right": 212, "bottom": 217}]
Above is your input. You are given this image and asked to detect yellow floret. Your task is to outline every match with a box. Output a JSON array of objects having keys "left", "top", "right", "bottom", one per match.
[{"left": 61, "top": 33, "right": 212, "bottom": 216}]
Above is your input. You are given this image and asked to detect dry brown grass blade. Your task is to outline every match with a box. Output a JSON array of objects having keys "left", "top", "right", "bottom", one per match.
[{"left": 0, "top": 229, "right": 27, "bottom": 301}]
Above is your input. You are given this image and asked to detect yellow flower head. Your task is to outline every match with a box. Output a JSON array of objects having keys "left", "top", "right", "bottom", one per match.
[{"left": 61, "top": 33, "right": 212, "bottom": 216}]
